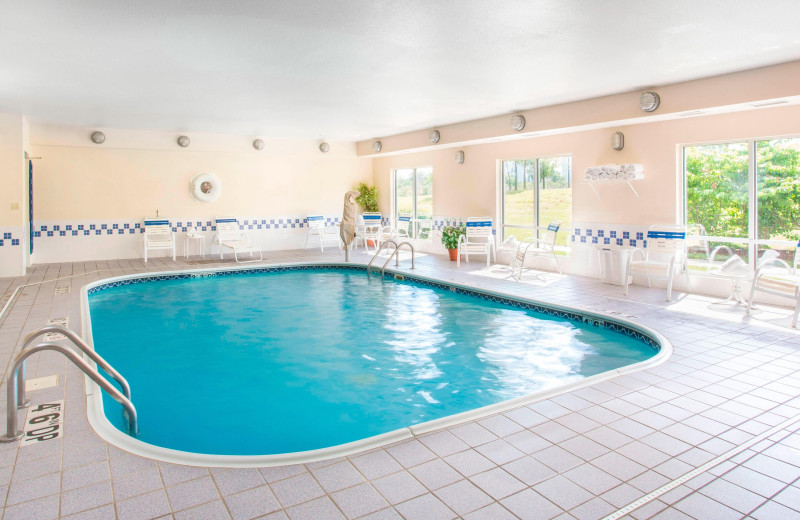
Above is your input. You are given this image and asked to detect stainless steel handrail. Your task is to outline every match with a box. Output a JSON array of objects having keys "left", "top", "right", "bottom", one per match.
[
  {"left": 0, "top": 342, "right": 138, "bottom": 442},
  {"left": 381, "top": 241, "right": 415, "bottom": 276},
  {"left": 16, "top": 325, "right": 131, "bottom": 408},
  {"left": 366, "top": 240, "right": 400, "bottom": 277}
]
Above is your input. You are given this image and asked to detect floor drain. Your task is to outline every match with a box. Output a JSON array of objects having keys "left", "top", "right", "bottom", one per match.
[
  {"left": 54, "top": 286, "right": 70, "bottom": 295},
  {"left": 45, "top": 317, "right": 69, "bottom": 341}
]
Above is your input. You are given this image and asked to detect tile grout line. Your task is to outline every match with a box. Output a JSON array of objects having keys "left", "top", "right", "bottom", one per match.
[{"left": 602, "top": 411, "right": 800, "bottom": 520}]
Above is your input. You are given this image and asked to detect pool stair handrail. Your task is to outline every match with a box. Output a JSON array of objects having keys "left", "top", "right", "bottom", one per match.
[
  {"left": 1, "top": 342, "right": 138, "bottom": 442},
  {"left": 15, "top": 325, "right": 132, "bottom": 408},
  {"left": 367, "top": 239, "right": 415, "bottom": 277}
]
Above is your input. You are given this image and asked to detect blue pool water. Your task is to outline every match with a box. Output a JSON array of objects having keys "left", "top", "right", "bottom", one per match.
[{"left": 88, "top": 267, "right": 657, "bottom": 455}]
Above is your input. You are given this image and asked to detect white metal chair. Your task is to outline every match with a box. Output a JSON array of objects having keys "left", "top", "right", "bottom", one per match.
[
  {"left": 360, "top": 212, "right": 382, "bottom": 253},
  {"left": 143, "top": 218, "right": 175, "bottom": 262},
  {"left": 213, "top": 217, "right": 262, "bottom": 263},
  {"left": 686, "top": 223, "right": 734, "bottom": 271},
  {"left": 395, "top": 214, "right": 412, "bottom": 239},
  {"left": 747, "top": 245, "right": 800, "bottom": 327},
  {"left": 304, "top": 214, "right": 341, "bottom": 252},
  {"left": 624, "top": 225, "right": 687, "bottom": 301},
  {"left": 509, "top": 220, "right": 562, "bottom": 279},
  {"left": 457, "top": 217, "right": 495, "bottom": 268}
]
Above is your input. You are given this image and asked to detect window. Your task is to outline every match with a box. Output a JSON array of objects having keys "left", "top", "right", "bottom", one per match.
[
  {"left": 684, "top": 137, "right": 800, "bottom": 268},
  {"left": 501, "top": 155, "right": 572, "bottom": 249},
  {"left": 393, "top": 166, "right": 433, "bottom": 238}
]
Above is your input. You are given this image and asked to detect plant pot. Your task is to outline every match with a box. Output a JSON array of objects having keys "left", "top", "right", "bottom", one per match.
[{"left": 447, "top": 248, "right": 458, "bottom": 261}]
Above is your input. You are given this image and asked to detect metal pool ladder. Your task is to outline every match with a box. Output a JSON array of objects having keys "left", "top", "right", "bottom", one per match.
[
  {"left": 0, "top": 325, "right": 138, "bottom": 442},
  {"left": 367, "top": 239, "right": 415, "bottom": 277}
]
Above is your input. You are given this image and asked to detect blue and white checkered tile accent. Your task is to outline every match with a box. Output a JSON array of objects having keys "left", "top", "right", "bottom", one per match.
[
  {"left": 0, "top": 229, "right": 21, "bottom": 247},
  {"left": 32, "top": 215, "right": 343, "bottom": 239},
  {"left": 570, "top": 223, "right": 650, "bottom": 249}
]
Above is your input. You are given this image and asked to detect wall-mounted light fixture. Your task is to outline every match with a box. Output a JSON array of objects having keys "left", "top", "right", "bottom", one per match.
[
  {"left": 91, "top": 131, "right": 105, "bottom": 144},
  {"left": 253, "top": 139, "right": 264, "bottom": 150},
  {"left": 611, "top": 132, "right": 624, "bottom": 150},
  {"left": 319, "top": 142, "right": 330, "bottom": 153},
  {"left": 639, "top": 91, "right": 660, "bottom": 112},
  {"left": 372, "top": 141, "right": 382, "bottom": 152},
  {"left": 177, "top": 135, "right": 190, "bottom": 148},
  {"left": 455, "top": 150, "right": 465, "bottom": 164},
  {"left": 510, "top": 114, "right": 526, "bottom": 131},
  {"left": 428, "top": 130, "right": 440, "bottom": 143}
]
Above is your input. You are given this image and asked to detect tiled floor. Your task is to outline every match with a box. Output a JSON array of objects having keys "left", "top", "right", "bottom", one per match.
[{"left": 1, "top": 248, "right": 799, "bottom": 520}]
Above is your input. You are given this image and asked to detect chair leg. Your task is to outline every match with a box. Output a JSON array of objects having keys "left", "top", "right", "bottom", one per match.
[
  {"left": 666, "top": 270, "right": 674, "bottom": 301},
  {"left": 144, "top": 246, "right": 147, "bottom": 263},
  {"left": 746, "top": 282, "right": 757, "bottom": 314},
  {"left": 552, "top": 253, "right": 562, "bottom": 275},
  {"left": 304, "top": 232, "right": 310, "bottom": 249}
]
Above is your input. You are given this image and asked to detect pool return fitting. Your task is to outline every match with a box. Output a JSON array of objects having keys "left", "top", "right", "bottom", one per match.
[{"left": 1, "top": 325, "right": 138, "bottom": 441}]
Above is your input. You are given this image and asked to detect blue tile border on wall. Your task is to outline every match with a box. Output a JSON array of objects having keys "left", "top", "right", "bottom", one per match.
[{"left": 0, "top": 230, "right": 21, "bottom": 247}]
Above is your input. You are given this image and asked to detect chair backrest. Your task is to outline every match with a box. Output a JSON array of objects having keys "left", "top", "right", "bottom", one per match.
[
  {"left": 541, "top": 220, "right": 561, "bottom": 247},
  {"left": 144, "top": 218, "right": 172, "bottom": 240},
  {"left": 465, "top": 217, "right": 493, "bottom": 241},
  {"left": 306, "top": 214, "right": 325, "bottom": 230},
  {"left": 646, "top": 225, "right": 686, "bottom": 260},
  {"left": 215, "top": 217, "right": 242, "bottom": 241},
  {"left": 362, "top": 212, "right": 382, "bottom": 229}
]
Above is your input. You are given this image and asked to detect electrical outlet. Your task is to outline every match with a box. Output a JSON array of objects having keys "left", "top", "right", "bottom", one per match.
[{"left": 10, "top": 202, "right": 19, "bottom": 210}]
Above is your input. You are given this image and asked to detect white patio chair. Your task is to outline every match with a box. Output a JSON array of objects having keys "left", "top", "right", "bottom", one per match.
[
  {"left": 304, "top": 214, "right": 341, "bottom": 252},
  {"left": 143, "top": 218, "right": 175, "bottom": 262},
  {"left": 457, "top": 217, "right": 495, "bottom": 268},
  {"left": 360, "top": 212, "right": 382, "bottom": 253},
  {"left": 417, "top": 217, "right": 433, "bottom": 241},
  {"left": 686, "top": 223, "right": 734, "bottom": 271},
  {"left": 213, "top": 217, "right": 262, "bottom": 263},
  {"left": 510, "top": 220, "right": 562, "bottom": 279},
  {"left": 624, "top": 225, "right": 687, "bottom": 301},
  {"left": 747, "top": 245, "right": 800, "bottom": 327},
  {"left": 394, "top": 214, "right": 412, "bottom": 239}
]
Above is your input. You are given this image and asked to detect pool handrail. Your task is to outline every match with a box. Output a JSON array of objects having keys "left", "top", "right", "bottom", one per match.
[
  {"left": 381, "top": 241, "right": 415, "bottom": 276},
  {"left": 367, "top": 239, "right": 415, "bottom": 277},
  {"left": 0, "top": 342, "right": 138, "bottom": 442},
  {"left": 15, "top": 325, "right": 132, "bottom": 408}
]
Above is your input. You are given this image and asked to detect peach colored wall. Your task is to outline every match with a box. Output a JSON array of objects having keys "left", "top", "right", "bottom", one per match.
[
  {"left": 372, "top": 105, "right": 800, "bottom": 226},
  {"left": 358, "top": 60, "right": 800, "bottom": 156},
  {"left": 30, "top": 127, "right": 372, "bottom": 220},
  {"left": 0, "top": 113, "right": 26, "bottom": 227}
]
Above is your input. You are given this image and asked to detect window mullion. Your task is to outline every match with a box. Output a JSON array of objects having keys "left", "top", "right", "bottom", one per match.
[{"left": 748, "top": 140, "right": 757, "bottom": 265}]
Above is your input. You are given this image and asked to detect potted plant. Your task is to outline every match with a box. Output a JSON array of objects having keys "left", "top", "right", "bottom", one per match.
[
  {"left": 441, "top": 225, "right": 465, "bottom": 261},
  {"left": 355, "top": 183, "right": 379, "bottom": 246}
]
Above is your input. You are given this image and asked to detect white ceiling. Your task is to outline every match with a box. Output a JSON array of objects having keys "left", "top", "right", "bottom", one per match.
[{"left": 2, "top": 0, "right": 800, "bottom": 141}]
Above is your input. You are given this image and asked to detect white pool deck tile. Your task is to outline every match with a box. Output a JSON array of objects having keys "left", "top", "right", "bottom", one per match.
[{"left": 1, "top": 248, "right": 800, "bottom": 519}]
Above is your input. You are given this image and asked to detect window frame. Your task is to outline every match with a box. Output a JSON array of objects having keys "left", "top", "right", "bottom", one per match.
[
  {"left": 498, "top": 154, "right": 572, "bottom": 252},
  {"left": 391, "top": 166, "right": 433, "bottom": 239},
  {"left": 681, "top": 133, "right": 800, "bottom": 268}
]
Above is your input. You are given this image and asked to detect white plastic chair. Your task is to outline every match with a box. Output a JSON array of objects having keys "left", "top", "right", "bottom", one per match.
[
  {"left": 624, "top": 225, "right": 687, "bottom": 301},
  {"left": 213, "top": 217, "right": 262, "bottom": 263},
  {"left": 510, "top": 220, "right": 562, "bottom": 279},
  {"left": 304, "top": 214, "right": 341, "bottom": 252},
  {"left": 457, "top": 217, "right": 495, "bottom": 268},
  {"left": 360, "top": 212, "right": 382, "bottom": 253},
  {"left": 747, "top": 245, "right": 800, "bottom": 327},
  {"left": 417, "top": 218, "right": 433, "bottom": 241},
  {"left": 686, "top": 223, "right": 734, "bottom": 271},
  {"left": 143, "top": 218, "right": 175, "bottom": 262}
]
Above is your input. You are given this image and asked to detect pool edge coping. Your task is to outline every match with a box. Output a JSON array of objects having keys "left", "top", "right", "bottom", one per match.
[{"left": 79, "top": 261, "right": 673, "bottom": 468}]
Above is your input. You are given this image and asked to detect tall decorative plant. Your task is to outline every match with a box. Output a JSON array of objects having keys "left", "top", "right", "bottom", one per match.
[{"left": 355, "top": 183, "right": 378, "bottom": 212}]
